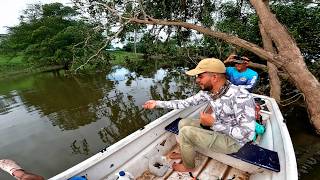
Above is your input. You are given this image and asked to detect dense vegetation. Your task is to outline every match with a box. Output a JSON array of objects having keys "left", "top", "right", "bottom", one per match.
[
  {"left": 121, "top": 1, "right": 319, "bottom": 66},
  {"left": 1, "top": 1, "right": 319, "bottom": 77},
  {"left": 0, "top": 3, "right": 110, "bottom": 73}
]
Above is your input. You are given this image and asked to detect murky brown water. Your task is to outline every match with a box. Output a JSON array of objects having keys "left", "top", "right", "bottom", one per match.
[
  {"left": 0, "top": 64, "right": 194, "bottom": 179},
  {"left": 0, "top": 63, "right": 319, "bottom": 179}
]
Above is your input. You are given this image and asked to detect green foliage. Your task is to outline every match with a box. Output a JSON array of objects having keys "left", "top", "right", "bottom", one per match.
[
  {"left": 201, "top": 37, "right": 234, "bottom": 59},
  {"left": 0, "top": 3, "right": 109, "bottom": 71},
  {"left": 0, "top": 55, "right": 26, "bottom": 73},
  {"left": 109, "top": 50, "right": 143, "bottom": 65},
  {"left": 271, "top": 2, "right": 320, "bottom": 60},
  {"left": 72, "top": 0, "right": 319, "bottom": 67},
  {"left": 123, "top": 33, "right": 180, "bottom": 57},
  {"left": 198, "top": 1, "right": 263, "bottom": 60},
  {"left": 42, "top": 3, "right": 77, "bottom": 17},
  {"left": 216, "top": 2, "right": 261, "bottom": 44},
  {"left": 202, "top": 1, "right": 320, "bottom": 63}
]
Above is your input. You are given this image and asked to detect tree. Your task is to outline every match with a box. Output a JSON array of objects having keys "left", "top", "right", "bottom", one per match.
[
  {"left": 70, "top": 0, "right": 320, "bottom": 132},
  {"left": 0, "top": 3, "right": 109, "bottom": 71},
  {"left": 271, "top": 2, "right": 320, "bottom": 61},
  {"left": 204, "top": 1, "right": 320, "bottom": 103}
]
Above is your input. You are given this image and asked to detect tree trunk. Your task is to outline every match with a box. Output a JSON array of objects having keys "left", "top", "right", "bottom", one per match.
[
  {"left": 285, "top": 63, "right": 320, "bottom": 129},
  {"left": 259, "top": 24, "right": 281, "bottom": 102},
  {"left": 258, "top": 0, "right": 281, "bottom": 103},
  {"left": 251, "top": 0, "right": 320, "bottom": 132},
  {"left": 267, "top": 62, "right": 281, "bottom": 102}
]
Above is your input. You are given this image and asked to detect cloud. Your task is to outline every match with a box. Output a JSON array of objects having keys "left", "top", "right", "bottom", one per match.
[{"left": 0, "top": 0, "right": 71, "bottom": 34}]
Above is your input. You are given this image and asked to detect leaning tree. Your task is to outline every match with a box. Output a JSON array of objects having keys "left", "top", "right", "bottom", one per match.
[{"left": 71, "top": 0, "right": 320, "bottom": 133}]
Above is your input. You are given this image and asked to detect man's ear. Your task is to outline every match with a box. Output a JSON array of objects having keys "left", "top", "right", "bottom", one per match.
[{"left": 212, "top": 74, "right": 219, "bottom": 82}]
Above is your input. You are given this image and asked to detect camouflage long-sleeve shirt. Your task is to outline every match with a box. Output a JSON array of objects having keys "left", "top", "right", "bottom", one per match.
[{"left": 156, "top": 84, "right": 256, "bottom": 146}]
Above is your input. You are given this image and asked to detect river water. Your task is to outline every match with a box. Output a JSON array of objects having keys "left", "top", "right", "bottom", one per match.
[{"left": 0, "top": 63, "right": 319, "bottom": 179}]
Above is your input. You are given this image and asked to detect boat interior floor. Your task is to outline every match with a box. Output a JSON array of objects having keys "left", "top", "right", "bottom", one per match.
[{"left": 137, "top": 145, "right": 250, "bottom": 180}]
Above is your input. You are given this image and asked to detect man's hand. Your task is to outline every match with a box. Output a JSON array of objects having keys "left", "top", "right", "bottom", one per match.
[
  {"left": 200, "top": 112, "right": 215, "bottom": 126},
  {"left": 143, "top": 100, "right": 156, "bottom": 109},
  {"left": 224, "top": 54, "right": 237, "bottom": 63},
  {"left": 241, "top": 56, "right": 250, "bottom": 61}
]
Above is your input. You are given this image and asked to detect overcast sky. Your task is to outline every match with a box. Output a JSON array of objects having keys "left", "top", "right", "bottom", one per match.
[
  {"left": 0, "top": 0, "right": 71, "bottom": 34},
  {"left": 0, "top": 0, "right": 127, "bottom": 48}
]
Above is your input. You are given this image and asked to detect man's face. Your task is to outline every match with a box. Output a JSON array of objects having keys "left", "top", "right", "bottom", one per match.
[
  {"left": 235, "top": 62, "right": 248, "bottom": 72},
  {"left": 196, "top": 72, "right": 213, "bottom": 91}
]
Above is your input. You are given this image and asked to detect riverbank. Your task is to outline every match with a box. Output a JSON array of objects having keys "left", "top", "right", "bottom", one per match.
[
  {"left": 0, "top": 55, "right": 26, "bottom": 74},
  {"left": 0, "top": 55, "right": 62, "bottom": 80},
  {"left": 0, "top": 51, "right": 145, "bottom": 80}
]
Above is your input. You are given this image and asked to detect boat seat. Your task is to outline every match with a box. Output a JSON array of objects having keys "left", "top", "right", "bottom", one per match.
[
  {"left": 228, "top": 143, "right": 280, "bottom": 172},
  {"left": 165, "top": 118, "right": 280, "bottom": 173}
]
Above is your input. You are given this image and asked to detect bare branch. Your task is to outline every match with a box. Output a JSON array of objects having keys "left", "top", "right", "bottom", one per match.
[
  {"left": 164, "top": 26, "right": 172, "bottom": 42},
  {"left": 155, "top": 25, "right": 165, "bottom": 40},
  {"left": 97, "top": 4, "right": 291, "bottom": 67},
  {"left": 129, "top": 17, "right": 288, "bottom": 66},
  {"left": 95, "top": 3, "right": 298, "bottom": 70},
  {"left": 71, "top": 33, "right": 91, "bottom": 70},
  {"left": 248, "top": 62, "right": 267, "bottom": 71},
  {"left": 186, "top": 48, "right": 198, "bottom": 65},
  {"left": 96, "top": 2, "right": 131, "bottom": 21},
  {"left": 74, "top": 20, "right": 132, "bottom": 72},
  {"left": 138, "top": 0, "right": 147, "bottom": 19}
]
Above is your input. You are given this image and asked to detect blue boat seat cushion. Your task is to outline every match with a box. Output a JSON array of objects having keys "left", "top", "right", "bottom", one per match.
[{"left": 165, "top": 118, "right": 280, "bottom": 172}]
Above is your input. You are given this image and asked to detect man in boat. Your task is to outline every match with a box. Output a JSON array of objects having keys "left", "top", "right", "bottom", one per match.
[
  {"left": 0, "top": 159, "right": 44, "bottom": 180},
  {"left": 143, "top": 58, "right": 256, "bottom": 172},
  {"left": 224, "top": 54, "right": 258, "bottom": 92}
]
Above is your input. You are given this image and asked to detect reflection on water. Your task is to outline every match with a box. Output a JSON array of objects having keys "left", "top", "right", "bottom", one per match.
[
  {"left": 71, "top": 138, "right": 89, "bottom": 155},
  {"left": 0, "top": 62, "right": 194, "bottom": 179},
  {"left": 283, "top": 106, "right": 320, "bottom": 179},
  {"left": 0, "top": 91, "right": 21, "bottom": 115}
]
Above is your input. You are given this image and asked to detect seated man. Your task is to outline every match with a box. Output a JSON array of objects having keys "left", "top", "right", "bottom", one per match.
[
  {"left": 143, "top": 58, "right": 256, "bottom": 172},
  {"left": 224, "top": 54, "right": 258, "bottom": 92}
]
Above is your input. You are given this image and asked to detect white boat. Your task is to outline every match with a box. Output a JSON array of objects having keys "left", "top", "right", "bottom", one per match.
[{"left": 49, "top": 94, "right": 298, "bottom": 180}]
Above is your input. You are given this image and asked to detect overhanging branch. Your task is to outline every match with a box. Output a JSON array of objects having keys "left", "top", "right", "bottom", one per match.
[
  {"left": 98, "top": 2, "right": 291, "bottom": 68},
  {"left": 74, "top": 20, "right": 132, "bottom": 72},
  {"left": 129, "top": 17, "right": 287, "bottom": 66}
]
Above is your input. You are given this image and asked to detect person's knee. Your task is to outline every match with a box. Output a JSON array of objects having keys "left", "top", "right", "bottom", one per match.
[
  {"left": 179, "top": 126, "right": 195, "bottom": 138},
  {"left": 178, "top": 118, "right": 191, "bottom": 129}
]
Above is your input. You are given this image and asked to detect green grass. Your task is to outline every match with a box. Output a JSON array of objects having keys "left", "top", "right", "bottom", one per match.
[
  {"left": 0, "top": 54, "right": 63, "bottom": 80},
  {"left": 0, "top": 55, "right": 24, "bottom": 65},
  {"left": 109, "top": 50, "right": 144, "bottom": 65},
  {"left": 0, "top": 55, "right": 29, "bottom": 73}
]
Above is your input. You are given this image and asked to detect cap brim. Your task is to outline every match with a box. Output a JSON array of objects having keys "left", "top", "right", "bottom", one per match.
[{"left": 186, "top": 69, "right": 205, "bottom": 76}]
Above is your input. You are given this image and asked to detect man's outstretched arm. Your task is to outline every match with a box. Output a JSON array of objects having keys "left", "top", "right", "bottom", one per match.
[{"left": 0, "top": 159, "right": 44, "bottom": 180}]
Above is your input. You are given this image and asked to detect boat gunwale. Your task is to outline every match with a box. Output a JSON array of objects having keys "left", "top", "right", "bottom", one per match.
[
  {"left": 50, "top": 95, "right": 298, "bottom": 180},
  {"left": 264, "top": 95, "right": 298, "bottom": 180},
  {"left": 50, "top": 105, "right": 203, "bottom": 180}
]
